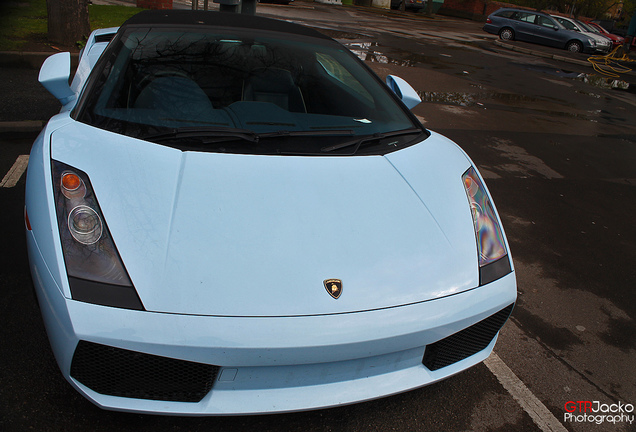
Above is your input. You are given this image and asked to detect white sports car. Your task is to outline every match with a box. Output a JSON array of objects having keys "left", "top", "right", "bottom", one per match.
[{"left": 26, "top": 10, "right": 516, "bottom": 415}]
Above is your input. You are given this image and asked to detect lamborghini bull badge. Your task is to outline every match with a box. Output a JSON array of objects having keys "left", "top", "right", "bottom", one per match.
[{"left": 324, "top": 279, "right": 342, "bottom": 299}]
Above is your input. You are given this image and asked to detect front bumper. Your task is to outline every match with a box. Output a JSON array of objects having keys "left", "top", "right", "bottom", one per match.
[
  {"left": 28, "top": 230, "right": 516, "bottom": 415},
  {"left": 598, "top": 44, "right": 612, "bottom": 53}
]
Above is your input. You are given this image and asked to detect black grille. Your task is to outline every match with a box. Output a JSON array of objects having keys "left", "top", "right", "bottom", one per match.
[
  {"left": 423, "top": 304, "right": 514, "bottom": 371},
  {"left": 70, "top": 341, "right": 219, "bottom": 402}
]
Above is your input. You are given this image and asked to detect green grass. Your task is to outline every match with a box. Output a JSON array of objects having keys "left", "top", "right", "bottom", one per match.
[
  {"left": 0, "top": 0, "right": 142, "bottom": 51},
  {"left": 89, "top": 4, "right": 144, "bottom": 31},
  {"left": 0, "top": 0, "right": 48, "bottom": 50}
]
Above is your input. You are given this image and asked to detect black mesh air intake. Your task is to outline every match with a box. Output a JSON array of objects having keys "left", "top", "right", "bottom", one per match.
[
  {"left": 423, "top": 303, "right": 514, "bottom": 371},
  {"left": 71, "top": 341, "right": 219, "bottom": 402}
]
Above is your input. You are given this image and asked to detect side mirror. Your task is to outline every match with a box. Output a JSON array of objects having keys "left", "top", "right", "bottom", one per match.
[
  {"left": 39, "top": 52, "right": 75, "bottom": 106},
  {"left": 386, "top": 75, "right": 421, "bottom": 110}
]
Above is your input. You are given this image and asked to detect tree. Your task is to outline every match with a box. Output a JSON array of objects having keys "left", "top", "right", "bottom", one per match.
[
  {"left": 522, "top": 0, "right": 557, "bottom": 12},
  {"left": 622, "top": 0, "right": 636, "bottom": 21},
  {"left": 47, "top": 0, "right": 90, "bottom": 46}
]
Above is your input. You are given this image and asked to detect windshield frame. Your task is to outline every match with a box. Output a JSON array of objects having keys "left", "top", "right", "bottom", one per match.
[{"left": 73, "top": 19, "right": 428, "bottom": 156}]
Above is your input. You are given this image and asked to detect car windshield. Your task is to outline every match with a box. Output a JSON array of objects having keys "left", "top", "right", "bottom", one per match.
[
  {"left": 74, "top": 26, "right": 424, "bottom": 155},
  {"left": 555, "top": 17, "right": 578, "bottom": 31},
  {"left": 590, "top": 23, "right": 608, "bottom": 34},
  {"left": 576, "top": 21, "right": 595, "bottom": 33}
]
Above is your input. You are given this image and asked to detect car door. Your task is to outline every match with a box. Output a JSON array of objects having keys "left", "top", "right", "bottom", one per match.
[
  {"left": 533, "top": 15, "right": 565, "bottom": 47},
  {"left": 510, "top": 11, "right": 540, "bottom": 42}
]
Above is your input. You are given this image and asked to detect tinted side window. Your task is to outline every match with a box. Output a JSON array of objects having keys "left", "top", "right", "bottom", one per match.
[
  {"left": 518, "top": 13, "right": 537, "bottom": 24},
  {"left": 315, "top": 53, "right": 373, "bottom": 104},
  {"left": 537, "top": 16, "right": 557, "bottom": 29},
  {"left": 495, "top": 10, "right": 515, "bottom": 18}
]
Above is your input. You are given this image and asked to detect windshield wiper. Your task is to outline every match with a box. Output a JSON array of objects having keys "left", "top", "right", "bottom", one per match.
[
  {"left": 140, "top": 127, "right": 355, "bottom": 144},
  {"left": 258, "top": 129, "right": 354, "bottom": 139},
  {"left": 140, "top": 126, "right": 259, "bottom": 143},
  {"left": 320, "top": 127, "right": 423, "bottom": 153}
]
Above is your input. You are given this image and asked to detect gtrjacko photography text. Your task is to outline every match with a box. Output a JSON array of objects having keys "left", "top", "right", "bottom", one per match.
[{"left": 564, "top": 401, "right": 634, "bottom": 425}]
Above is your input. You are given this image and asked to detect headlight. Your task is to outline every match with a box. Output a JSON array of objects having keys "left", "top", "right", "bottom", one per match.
[
  {"left": 52, "top": 160, "right": 144, "bottom": 310},
  {"left": 588, "top": 38, "right": 596, "bottom": 46},
  {"left": 462, "top": 167, "right": 512, "bottom": 285},
  {"left": 68, "top": 205, "right": 102, "bottom": 245}
]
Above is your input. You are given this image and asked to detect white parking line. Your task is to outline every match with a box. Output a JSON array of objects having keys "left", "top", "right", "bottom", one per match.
[
  {"left": 485, "top": 353, "right": 568, "bottom": 432},
  {"left": 1, "top": 155, "right": 29, "bottom": 188}
]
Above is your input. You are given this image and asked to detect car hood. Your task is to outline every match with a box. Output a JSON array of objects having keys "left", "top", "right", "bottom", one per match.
[
  {"left": 51, "top": 123, "right": 479, "bottom": 316},
  {"left": 583, "top": 31, "right": 610, "bottom": 44}
]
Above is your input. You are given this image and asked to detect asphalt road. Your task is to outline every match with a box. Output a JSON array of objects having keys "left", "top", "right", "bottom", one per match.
[{"left": 1, "top": 3, "right": 635, "bottom": 431}]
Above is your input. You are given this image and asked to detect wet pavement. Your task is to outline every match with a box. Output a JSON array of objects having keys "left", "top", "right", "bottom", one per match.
[
  {"left": 352, "top": 28, "right": 636, "bottom": 430},
  {"left": 1, "top": 3, "right": 635, "bottom": 431}
]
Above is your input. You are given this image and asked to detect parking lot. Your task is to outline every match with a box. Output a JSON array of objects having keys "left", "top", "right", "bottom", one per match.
[{"left": 1, "top": 2, "right": 635, "bottom": 431}]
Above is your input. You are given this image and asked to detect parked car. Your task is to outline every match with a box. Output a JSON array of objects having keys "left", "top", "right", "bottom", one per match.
[
  {"left": 551, "top": 15, "right": 612, "bottom": 53},
  {"left": 391, "top": 0, "right": 424, "bottom": 11},
  {"left": 484, "top": 8, "right": 600, "bottom": 53},
  {"left": 607, "top": 24, "right": 636, "bottom": 50},
  {"left": 585, "top": 21, "right": 625, "bottom": 48},
  {"left": 28, "top": 10, "right": 516, "bottom": 415}
]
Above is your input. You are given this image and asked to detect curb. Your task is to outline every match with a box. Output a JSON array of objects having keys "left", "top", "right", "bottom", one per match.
[
  {"left": 0, "top": 51, "right": 80, "bottom": 69},
  {"left": 0, "top": 121, "right": 45, "bottom": 134},
  {"left": 493, "top": 40, "right": 591, "bottom": 67}
]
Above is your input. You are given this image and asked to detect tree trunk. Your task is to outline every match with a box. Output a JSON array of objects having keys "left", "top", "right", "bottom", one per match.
[{"left": 47, "top": 0, "right": 91, "bottom": 46}]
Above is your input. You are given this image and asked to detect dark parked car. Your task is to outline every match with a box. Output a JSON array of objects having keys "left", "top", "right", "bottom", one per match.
[
  {"left": 391, "top": 0, "right": 424, "bottom": 11},
  {"left": 483, "top": 8, "right": 600, "bottom": 53}
]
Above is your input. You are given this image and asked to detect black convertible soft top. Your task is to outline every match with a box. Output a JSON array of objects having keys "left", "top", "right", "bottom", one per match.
[{"left": 122, "top": 9, "right": 331, "bottom": 40}]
